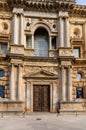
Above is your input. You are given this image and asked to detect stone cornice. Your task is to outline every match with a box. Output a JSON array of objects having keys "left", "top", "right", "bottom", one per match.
[
  {"left": 0, "top": 0, "right": 10, "bottom": 11},
  {"left": 23, "top": 0, "right": 75, "bottom": 12},
  {"left": 0, "top": 0, "right": 86, "bottom": 17},
  {"left": 69, "top": 4, "right": 86, "bottom": 17}
]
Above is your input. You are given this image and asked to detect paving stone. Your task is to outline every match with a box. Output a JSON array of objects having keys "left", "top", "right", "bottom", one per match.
[{"left": 0, "top": 114, "right": 86, "bottom": 130}]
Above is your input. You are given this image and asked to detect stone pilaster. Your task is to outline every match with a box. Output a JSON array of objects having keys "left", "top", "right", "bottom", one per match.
[
  {"left": 20, "top": 14, "right": 24, "bottom": 45},
  {"left": 83, "top": 22, "right": 86, "bottom": 57},
  {"left": 26, "top": 82, "right": 31, "bottom": 110},
  {"left": 64, "top": 18, "right": 70, "bottom": 47},
  {"left": 68, "top": 66, "right": 72, "bottom": 101},
  {"left": 59, "top": 17, "right": 64, "bottom": 47},
  {"left": 13, "top": 8, "right": 24, "bottom": 45},
  {"left": 53, "top": 82, "right": 58, "bottom": 112},
  {"left": 9, "top": 64, "right": 16, "bottom": 100},
  {"left": 17, "top": 64, "right": 22, "bottom": 101},
  {"left": 61, "top": 66, "right": 66, "bottom": 101},
  {"left": 13, "top": 14, "right": 18, "bottom": 44}
]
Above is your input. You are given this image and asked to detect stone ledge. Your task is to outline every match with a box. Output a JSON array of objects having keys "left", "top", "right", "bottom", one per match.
[
  {"left": 60, "top": 100, "right": 86, "bottom": 103},
  {"left": 59, "top": 110, "right": 86, "bottom": 115},
  {"left": 0, "top": 100, "right": 24, "bottom": 103},
  {"left": 0, "top": 110, "right": 24, "bottom": 117}
]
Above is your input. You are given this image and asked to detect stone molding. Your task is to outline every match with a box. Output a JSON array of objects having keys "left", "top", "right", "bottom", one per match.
[
  {"left": 0, "top": 0, "right": 85, "bottom": 17},
  {"left": 24, "top": 69, "right": 59, "bottom": 79}
]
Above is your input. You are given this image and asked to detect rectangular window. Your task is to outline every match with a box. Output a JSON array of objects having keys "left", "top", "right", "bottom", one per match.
[
  {"left": 26, "top": 35, "right": 32, "bottom": 49},
  {"left": 76, "top": 87, "right": 83, "bottom": 99},
  {"left": 0, "top": 43, "right": 7, "bottom": 54},
  {"left": 51, "top": 37, "right": 56, "bottom": 50},
  {"left": 74, "top": 47, "right": 80, "bottom": 58},
  {"left": 1, "top": 44, "right": 7, "bottom": 54},
  {"left": 0, "top": 86, "right": 5, "bottom": 98}
]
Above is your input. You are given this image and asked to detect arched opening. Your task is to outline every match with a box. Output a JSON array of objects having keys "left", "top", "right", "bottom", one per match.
[{"left": 34, "top": 28, "right": 49, "bottom": 57}]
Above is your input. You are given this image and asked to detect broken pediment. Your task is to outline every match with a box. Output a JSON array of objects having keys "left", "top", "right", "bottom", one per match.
[{"left": 24, "top": 70, "right": 59, "bottom": 79}]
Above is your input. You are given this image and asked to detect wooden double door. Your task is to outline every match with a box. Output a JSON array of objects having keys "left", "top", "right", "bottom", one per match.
[{"left": 33, "top": 85, "right": 50, "bottom": 112}]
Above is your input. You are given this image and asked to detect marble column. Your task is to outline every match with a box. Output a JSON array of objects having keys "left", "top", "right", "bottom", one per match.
[
  {"left": 61, "top": 66, "right": 66, "bottom": 101},
  {"left": 59, "top": 17, "right": 64, "bottom": 47},
  {"left": 68, "top": 66, "right": 72, "bottom": 101},
  {"left": 20, "top": 14, "right": 24, "bottom": 45},
  {"left": 13, "top": 14, "right": 18, "bottom": 44},
  {"left": 17, "top": 64, "right": 22, "bottom": 100},
  {"left": 64, "top": 17, "right": 70, "bottom": 47},
  {"left": 9, "top": 64, "right": 16, "bottom": 100}
]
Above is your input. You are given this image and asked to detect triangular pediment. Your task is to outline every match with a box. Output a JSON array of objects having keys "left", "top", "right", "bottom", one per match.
[{"left": 24, "top": 70, "right": 58, "bottom": 79}]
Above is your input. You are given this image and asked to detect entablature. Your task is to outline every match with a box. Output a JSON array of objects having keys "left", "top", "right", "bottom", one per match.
[{"left": 0, "top": 0, "right": 85, "bottom": 17}]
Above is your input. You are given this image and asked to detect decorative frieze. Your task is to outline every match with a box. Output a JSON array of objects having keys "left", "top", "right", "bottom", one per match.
[
  {"left": 61, "top": 61, "right": 71, "bottom": 66},
  {"left": 24, "top": 18, "right": 57, "bottom": 34},
  {"left": 11, "top": 59, "right": 23, "bottom": 65},
  {"left": 24, "top": 61, "right": 58, "bottom": 67},
  {"left": 59, "top": 48, "right": 73, "bottom": 56},
  {"left": 10, "top": 45, "right": 24, "bottom": 54}
]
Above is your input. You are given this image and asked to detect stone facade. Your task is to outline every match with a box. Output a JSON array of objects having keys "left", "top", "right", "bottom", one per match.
[{"left": 0, "top": 0, "right": 86, "bottom": 114}]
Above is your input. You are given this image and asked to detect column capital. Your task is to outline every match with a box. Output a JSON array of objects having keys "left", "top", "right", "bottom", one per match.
[
  {"left": 59, "top": 65, "right": 64, "bottom": 69},
  {"left": 58, "top": 16, "right": 69, "bottom": 19},
  {"left": 58, "top": 11, "right": 69, "bottom": 18},
  {"left": 68, "top": 65, "right": 72, "bottom": 69},
  {"left": 18, "top": 64, "right": 23, "bottom": 67},
  {"left": 61, "top": 65, "right": 65, "bottom": 69},
  {"left": 9, "top": 63, "right": 14, "bottom": 67}
]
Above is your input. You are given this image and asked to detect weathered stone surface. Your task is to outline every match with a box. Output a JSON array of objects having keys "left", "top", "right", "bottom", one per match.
[{"left": 0, "top": 0, "right": 85, "bottom": 114}]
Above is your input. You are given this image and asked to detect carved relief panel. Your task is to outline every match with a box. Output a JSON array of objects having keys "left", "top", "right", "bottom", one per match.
[
  {"left": 59, "top": 48, "right": 73, "bottom": 56},
  {"left": 0, "top": 19, "right": 11, "bottom": 34},
  {"left": 69, "top": 17, "right": 85, "bottom": 39},
  {"left": 24, "top": 17, "right": 57, "bottom": 33}
]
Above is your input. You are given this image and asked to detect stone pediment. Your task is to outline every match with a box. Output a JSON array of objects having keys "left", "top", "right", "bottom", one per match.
[{"left": 24, "top": 70, "right": 58, "bottom": 79}]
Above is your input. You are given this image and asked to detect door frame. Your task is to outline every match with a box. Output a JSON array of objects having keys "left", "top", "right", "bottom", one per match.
[{"left": 26, "top": 81, "right": 53, "bottom": 112}]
